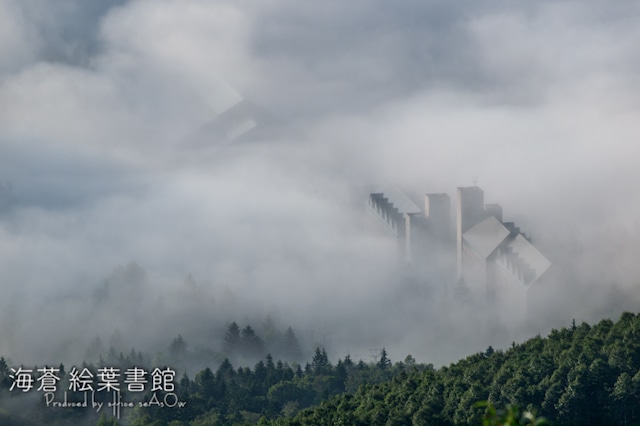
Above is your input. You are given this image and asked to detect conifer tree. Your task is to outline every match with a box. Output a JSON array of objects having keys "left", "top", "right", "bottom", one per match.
[
  {"left": 283, "top": 326, "right": 303, "bottom": 361},
  {"left": 169, "top": 334, "right": 187, "bottom": 359},
  {"left": 241, "top": 325, "right": 265, "bottom": 357},
  {"left": 224, "top": 322, "right": 241, "bottom": 354},
  {"left": 377, "top": 348, "right": 391, "bottom": 370},
  {"left": 311, "top": 347, "right": 331, "bottom": 374}
]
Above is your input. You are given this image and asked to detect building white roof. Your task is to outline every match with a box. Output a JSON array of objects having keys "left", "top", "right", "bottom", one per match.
[
  {"left": 374, "top": 185, "right": 422, "bottom": 214},
  {"left": 506, "top": 234, "right": 551, "bottom": 283},
  {"left": 463, "top": 216, "right": 511, "bottom": 258}
]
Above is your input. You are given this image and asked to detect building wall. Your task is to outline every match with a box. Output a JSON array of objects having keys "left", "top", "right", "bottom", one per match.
[
  {"left": 365, "top": 193, "right": 413, "bottom": 264},
  {"left": 461, "top": 239, "right": 487, "bottom": 298},
  {"left": 485, "top": 203, "right": 503, "bottom": 222},
  {"left": 367, "top": 186, "right": 548, "bottom": 327},
  {"left": 404, "top": 212, "right": 426, "bottom": 265},
  {"left": 490, "top": 258, "right": 528, "bottom": 328},
  {"left": 425, "top": 193, "right": 451, "bottom": 241},
  {"left": 457, "top": 187, "right": 485, "bottom": 277}
]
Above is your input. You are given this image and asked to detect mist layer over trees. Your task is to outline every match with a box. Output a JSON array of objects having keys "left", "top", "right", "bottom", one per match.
[{"left": 1, "top": 0, "right": 640, "bottom": 413}]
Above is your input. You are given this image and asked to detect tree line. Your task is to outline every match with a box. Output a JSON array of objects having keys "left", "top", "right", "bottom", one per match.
[
  {"left": 5, "top": 312, "right": 640, "bottom": 425},
  {"left": 269, "top": 312, "right": 640, "bottom": 425}
]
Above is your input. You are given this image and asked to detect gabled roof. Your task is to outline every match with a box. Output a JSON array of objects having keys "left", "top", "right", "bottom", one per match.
[
  {"left": 506, "top": 234, "right": 551, "bottom": 283},
  {"left": 463, "top": 216, "right": 511, "bottom": 258}
]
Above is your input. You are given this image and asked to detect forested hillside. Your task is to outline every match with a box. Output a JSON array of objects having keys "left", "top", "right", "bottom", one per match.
[
  {"left": 0, "top": 321, "right": 419, "bottom": 426},
  {"left": 271, "top": 312, "right": 640, "bottom": 426},
  {"left": 3, "top": 312, "right": 640, "bottom": 425}
]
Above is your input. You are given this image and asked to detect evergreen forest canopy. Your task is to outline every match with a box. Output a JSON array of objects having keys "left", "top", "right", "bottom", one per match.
[{"left": 2, "top": 312, "right": 640, "bottom": 425}]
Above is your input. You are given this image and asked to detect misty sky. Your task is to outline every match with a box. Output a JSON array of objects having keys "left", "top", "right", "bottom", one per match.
[{"left": 1, "top": 0, "right": 640, "bottom": 367}]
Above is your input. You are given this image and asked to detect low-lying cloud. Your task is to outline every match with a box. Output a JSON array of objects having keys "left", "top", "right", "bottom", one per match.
[{"left": 1, "top": 0, "right": 640, "bottom": 370}]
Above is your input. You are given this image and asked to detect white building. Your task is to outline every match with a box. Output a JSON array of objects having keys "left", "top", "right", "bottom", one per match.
[
  {"left": 457, "top": 186, "right": 551, "bottom": 326},
  {"left": 366, "top": 184, "right": 551, "bottom": 326}
]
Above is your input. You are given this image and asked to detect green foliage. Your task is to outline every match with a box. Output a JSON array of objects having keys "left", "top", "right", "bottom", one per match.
[
  {"left": 0, "top": 357, "right": 9, "bottom": 388},
  {"left": 310, "top": 348, "right": 330, "bottom": 375},
  {"left": 282, "top": 327, "right": 303, "bottom": 361},
  {"left": 377, "top": 348, "right": 391, "bottom": 370},
  {"left": 224, "top": 322, "right": 241, "bottom": 354},
  {"left": 269, "top": 312, "right": 640, "bottom": 426},
  {"left": 474, "top": 401, "right": 547, "bottom": 426},
  {"left": 169, "top": 334, "right": 187, "bottom": 360},
  {"left": 96, "top": 412, "right": 121, "bottom": 426},
  {"left": 241, "top": 326, "right": 266, "bottom": 358},
  {"left": 6, "top": 312, "right": 640, "bottom": 425}
]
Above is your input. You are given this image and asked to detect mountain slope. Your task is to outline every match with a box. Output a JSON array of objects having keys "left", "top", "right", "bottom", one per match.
[{"left": 272, "top": 312, "right": 640, "bottom": 426}]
